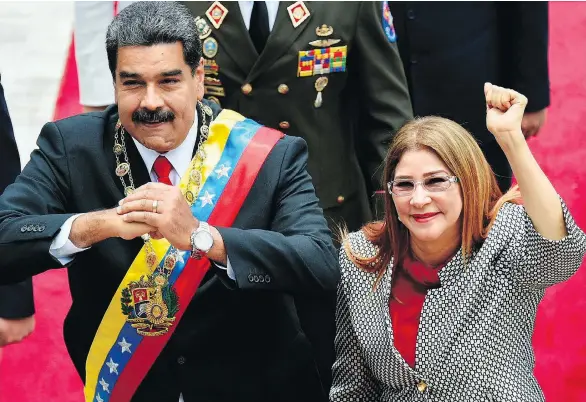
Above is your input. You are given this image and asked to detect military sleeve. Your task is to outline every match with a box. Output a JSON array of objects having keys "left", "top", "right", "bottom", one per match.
[
  {"left": 497, "top": 2, "right": 550, "bottom": 113},
  {"left": 353, "top": 1, "right": 413, "bottom": 200}
]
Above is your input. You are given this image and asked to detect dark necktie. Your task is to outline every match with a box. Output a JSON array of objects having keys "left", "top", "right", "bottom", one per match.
[
  {"left": 249, "top": 1, "right": 270, "bottom": 54},
  {"left": 153, "top": 156, "right": 173, "bottom": 186}
]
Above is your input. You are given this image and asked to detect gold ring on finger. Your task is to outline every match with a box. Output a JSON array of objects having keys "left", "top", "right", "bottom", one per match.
[{"left": 152, "top": 200, "right": 159, "bottom": 213}]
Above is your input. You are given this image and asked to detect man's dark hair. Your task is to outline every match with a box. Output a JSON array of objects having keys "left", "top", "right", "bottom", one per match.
[{"left": 106, "top": 1, "right": 202, "bottom": 79}]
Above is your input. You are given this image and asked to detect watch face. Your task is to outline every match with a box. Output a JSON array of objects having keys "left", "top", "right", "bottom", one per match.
[{"left": 195, "top": 230, "right": 214, "bottom": 251}]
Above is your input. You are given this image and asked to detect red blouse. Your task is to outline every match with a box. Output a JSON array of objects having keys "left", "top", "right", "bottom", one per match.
[{"left": 389, "top": 255, "right": 444, "bottom": 368}]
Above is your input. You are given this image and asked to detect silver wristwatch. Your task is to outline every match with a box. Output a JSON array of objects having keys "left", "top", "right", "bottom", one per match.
[{"left": 190, "top": 221, "right": 214, "bottom": 259}]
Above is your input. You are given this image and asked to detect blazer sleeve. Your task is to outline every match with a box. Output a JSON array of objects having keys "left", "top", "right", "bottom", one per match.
[
  {"left": 499, "top": 201, "right": 586, "bottom": 289},
  {"left": 0, "top": 122, "right": 75, "bottom": 284},
  {"left": 215, "top": 137, "right": 339, "bottom": 293},
  {"left": 0, "top": 81, "right": 35, "bottom": 318},
  {"left": 330, "top": 258, "right": 382, "bottom": 400},
  {"left": 0, "top": 280, "right": 35, "bottom": 319},
  {"left": 353, "top": 1, "right": 413, "bottom": 196},
  {"left": 497, "top": 2, "right": 550, "bottom": 112}
]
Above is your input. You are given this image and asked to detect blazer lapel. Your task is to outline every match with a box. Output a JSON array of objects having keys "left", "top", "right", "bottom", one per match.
[
  {"left": 211, "top": 2, "right": 258, "bottom": 76},
  {"left": 247, "top": 1, "right": 314, "bottom": 82},
  {"left": 103, "top": 107, "right": 153, "bottom": 198}
]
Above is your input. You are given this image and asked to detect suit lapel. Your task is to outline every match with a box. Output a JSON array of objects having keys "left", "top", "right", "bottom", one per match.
[
  {"left": 103, "top": 107, "right": 153, "bottom": 198},
  {"left": 247, "top": 1, "right": 314, "bottom": 82},
  {"left": 211, "top": 2, "right": 258, "bottom": 76}
]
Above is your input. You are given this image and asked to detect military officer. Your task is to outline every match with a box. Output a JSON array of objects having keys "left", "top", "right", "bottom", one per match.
[{"left": 181, "top": 1, "right": 412, "bottom": 231}]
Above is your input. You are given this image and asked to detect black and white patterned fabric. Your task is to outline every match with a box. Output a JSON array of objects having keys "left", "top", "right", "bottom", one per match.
[{"left": 331, "top": 200, "right": 586, "bottom": 401}]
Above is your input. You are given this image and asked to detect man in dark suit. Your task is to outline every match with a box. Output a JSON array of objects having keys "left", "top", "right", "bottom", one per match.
[
  {"left": 0, "top": 79, "right": 35, "bottom": 350},
  {"left": 0, "top": 3, "right": 337, "bottom": 401},
  {"left": 182, "top": 1, "right": 413, "bottom": 231},
  {"left": 391, "top": 1, "right": 550, "bottom": 192}
]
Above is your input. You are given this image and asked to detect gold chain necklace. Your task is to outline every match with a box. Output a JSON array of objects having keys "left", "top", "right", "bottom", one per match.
[{"left": 113, "top": 101, "right": 213, "bottom": 272}]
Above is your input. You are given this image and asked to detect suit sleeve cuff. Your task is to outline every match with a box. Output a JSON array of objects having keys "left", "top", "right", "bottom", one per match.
[{"left": 49, "top": 214, "right": 90, "bottom": 265}]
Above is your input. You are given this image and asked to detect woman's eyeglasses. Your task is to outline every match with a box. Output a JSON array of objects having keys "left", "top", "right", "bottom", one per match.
[{"left": 387, "top": 175, "right": 459, "bottom": 197}]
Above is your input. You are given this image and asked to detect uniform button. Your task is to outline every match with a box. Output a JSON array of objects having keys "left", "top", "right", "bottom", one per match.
[
  {"left": 279, "top": 121, "right": 290, "bottom": 130},
  {"left": 241, "top": 83, "right": 252, "bottom": 95},
  {"left": 177, "top": 356, "right": 186, "bottom": 365},
  {"left": 253, "top": 275, "right": 260, "bottom": 283},
  {"left": 417, "top": 380, "right": 427, "bottom": 393},
  {"left": 39, "top": 225, "right": 46, "bottom": 231},
  {"left": 337, "top": 195, "right": 345, "bottom": 204},
  {"left": 27, "top": 225, "right": 34, "bottom": 232},
  {"left": 264, "top": 275, "right": 271, "bottom": 283},
  {"left": 20, "top": 226, "right": 26, "bottom": 233},
  {"left": 248, "top": 274, "right": 254, "bottom": 283},
  {"left": 277, "top": 84, "right": 289, "bottom": 94},
  {"left": 259, "top": 275, "right": 265, "bottom": 283},
  {"left": 407, "top": 9, "right": 415, "bottom": 19}
]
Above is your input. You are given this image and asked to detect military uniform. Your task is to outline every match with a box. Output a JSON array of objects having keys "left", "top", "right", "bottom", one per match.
[
  {"left": 182, "top": 1, "right": 413, "bottom": 232},
  {"left": 181, "top": 2, "right": 412, "bottom": 392}
]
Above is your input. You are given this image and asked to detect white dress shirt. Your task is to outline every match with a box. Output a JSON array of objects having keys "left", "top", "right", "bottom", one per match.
[
  {"left": 74, "top": 1, "right": 281, "bottom": 106},
  {"left": 49, "top": 114, "right": 235, "bottom": 280}
]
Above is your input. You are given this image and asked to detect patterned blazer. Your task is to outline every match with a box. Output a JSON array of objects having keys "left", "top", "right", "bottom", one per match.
[{"left": 331, "top": 201, "right": 586, "bottom": 402}]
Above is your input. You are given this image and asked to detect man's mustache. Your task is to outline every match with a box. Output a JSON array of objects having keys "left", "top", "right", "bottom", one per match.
[{"left": 132, "top": 108, "right": 175, "bottom": 124}]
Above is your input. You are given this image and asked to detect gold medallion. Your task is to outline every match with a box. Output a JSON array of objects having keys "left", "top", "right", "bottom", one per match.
[
  {"left": 113, "top": 143, "right": 123, "bottom": 155},
  {"left": 164, "top": 254, "right": 177, "bottom": 271},
  {"left": 202, "top": 104, "right": 213, "bottom": 116},
  {"left": 116, "top": 163, "right": 130, "bottom": 177},
  {"left": 190, "top": 169, "right": 202, "bottom": 185},
  {"left": 185, "top": 191, "right": 195, "bottom": 204},
  {"left": 200, "top": 125, "right": 210, "bottom": 137},
  {"left": 146, "top": 252, "right": 158, "bottom": 268},
  {"left": 314, "top": 76, "right": 329, "bottom": 108},
  {"left": 197, "top": 148, "right": 206, "bottom": 160},
  {"left": 315, "top": 76, "right": 329, "bottom": 91}
]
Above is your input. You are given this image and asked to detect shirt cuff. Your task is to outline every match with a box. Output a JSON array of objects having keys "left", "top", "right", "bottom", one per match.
[
  {"left": 49, "top": 214, "right": 90, "bottom": 265},
  {"left": 215, "top": 256, "right": 235, "bottom": 281}
]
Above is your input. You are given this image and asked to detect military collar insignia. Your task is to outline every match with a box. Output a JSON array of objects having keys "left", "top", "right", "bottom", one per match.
[
  {"left": 287, "top": 1, "right": 310, "bottom": 28},
  {"left": 206, "top": 1, "right": 229, "bottom": 30}
]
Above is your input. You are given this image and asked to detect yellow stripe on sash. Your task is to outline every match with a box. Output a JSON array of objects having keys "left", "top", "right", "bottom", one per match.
[{"left": 84, "top": 109, "right": 245, "bottom": 401}]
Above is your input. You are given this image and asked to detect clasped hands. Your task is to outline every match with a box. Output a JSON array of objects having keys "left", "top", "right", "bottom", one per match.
[{"left": 115, "top": 182, "right": 198, "bottom": 251}]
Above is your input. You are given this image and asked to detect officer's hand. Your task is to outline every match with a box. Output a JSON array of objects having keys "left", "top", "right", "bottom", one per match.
[
  {"left": 485, "top": 83, "right": 527, "bottom": 145},
  {"left": 521, "top": 109, "right": 547, "bottom": 138},
  {"left": 0, "top": 315, "right": 35, "bottom": 347},
  {"left": 117, "top": 182, "right": 199, "bottom": 251}
]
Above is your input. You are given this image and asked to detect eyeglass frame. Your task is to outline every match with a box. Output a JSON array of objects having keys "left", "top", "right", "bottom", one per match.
[{"left": 387, "top": 175, "right": 459, "bottom": 197}]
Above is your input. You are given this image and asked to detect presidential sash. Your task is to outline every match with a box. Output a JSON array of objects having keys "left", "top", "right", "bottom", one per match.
[{"left": 84, "top": 110, "right": 283, "bottom": 402}]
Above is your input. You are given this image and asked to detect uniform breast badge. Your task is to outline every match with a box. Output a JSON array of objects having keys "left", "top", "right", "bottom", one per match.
[
  {"left": 309, "top": 24, "right": 340, "bottom": 47},
  {"left": 121, "top": 273, "right": 179, "bottom": 336},
  {"left": 203, "top": 37, "right": 219, "bottom": 58},
  {"left": 297, "top": 46, "right": 347, "bottom": 77},
  {"left": 205, "top": 1, "right": 228, "bottom": 29},
  {"left": 287, "top": 1, "right": 310, "bottom": 28},
  {"left": 314, "top": 76, "right": 328, "bottom": 108},
  {"left": 194, "top": 16, "right": 212, "bottom": 39}
]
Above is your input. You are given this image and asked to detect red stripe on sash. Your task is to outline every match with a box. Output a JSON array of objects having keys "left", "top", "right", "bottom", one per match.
[{"left": 109, "top": 127, "right": 283, "bottom": 401}]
